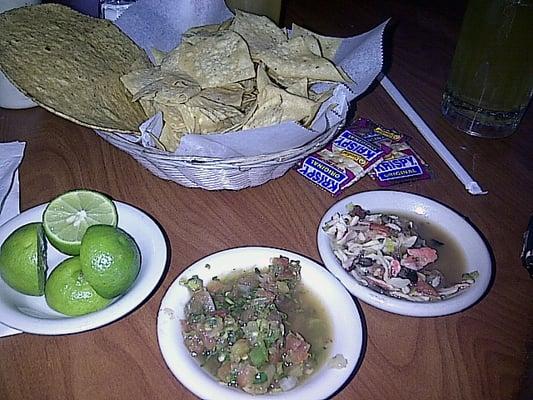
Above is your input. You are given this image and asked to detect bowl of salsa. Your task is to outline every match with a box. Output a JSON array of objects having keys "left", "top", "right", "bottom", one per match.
[{"left": 157, "top": 246, "right": 364, "bottom": 399}]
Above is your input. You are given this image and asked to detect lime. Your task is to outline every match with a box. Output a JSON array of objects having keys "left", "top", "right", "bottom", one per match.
[
  {"left": 80, "top": 225, "right": 141, "bottom": 299},
  {"left": 45, "top": 257, "right": 112, "bottom": 316},
  {"left": 43, "top": 189, "right": 118, "bottom": 255},
  {"left": 0, "top": 222, "right": 47, "bottom": 296}
]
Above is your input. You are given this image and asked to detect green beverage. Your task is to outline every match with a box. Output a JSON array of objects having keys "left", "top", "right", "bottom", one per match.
[
  {"left": 225, "top": 0, "right": 282, "bottom": 25},
  {"left": 442, "top": 0, "right": 533, "bottom": 138}
]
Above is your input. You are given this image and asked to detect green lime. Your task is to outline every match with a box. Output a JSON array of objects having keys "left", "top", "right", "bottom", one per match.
[
  {"left": 80, "top": 225, "right": 141, "bottom": 299},
  {"left": 0, "top": 222, "right": 47, "bottom": 296},
  {"left": 43, "top": 189, "right": 118, "bottom": 255},
  {"left": 45, "top": 257, "right": 112, "bottom": 316}
]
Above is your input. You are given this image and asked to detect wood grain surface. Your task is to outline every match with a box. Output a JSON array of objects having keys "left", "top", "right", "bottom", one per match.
[{"left": 1, "top": 1, "right": 532, "bottom": 400}]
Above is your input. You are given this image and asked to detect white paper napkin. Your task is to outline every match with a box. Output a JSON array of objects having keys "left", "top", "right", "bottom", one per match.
[{"left": 0, "top": 141, "right": 26, "bottom": 337}]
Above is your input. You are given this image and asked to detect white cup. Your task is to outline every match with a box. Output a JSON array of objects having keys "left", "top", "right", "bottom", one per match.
[{"left": 0, "top": 0, "right": 41, "bottom": 110}]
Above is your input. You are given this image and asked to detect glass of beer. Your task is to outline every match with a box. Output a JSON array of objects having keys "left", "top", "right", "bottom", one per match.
[
  {"left": 441, "top": 0, "right": 533, "bottom": 138},
  {"left": 225, "top": 0, "right": 283, "bottom": 25}
]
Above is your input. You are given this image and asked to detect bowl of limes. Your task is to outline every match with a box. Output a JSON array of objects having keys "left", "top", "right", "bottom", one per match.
[{"left": 0, "top": 189, "right": 167, "bottom": 335}]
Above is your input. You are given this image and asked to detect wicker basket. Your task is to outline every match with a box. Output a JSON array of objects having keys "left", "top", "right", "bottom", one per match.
[{"left": 95, "top": 113, "right": 345, "bottom": 190}]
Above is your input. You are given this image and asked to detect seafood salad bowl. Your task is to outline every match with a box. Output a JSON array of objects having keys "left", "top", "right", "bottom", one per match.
[{"left": 317, "top": 191, "right": 493, "bottom": 317}]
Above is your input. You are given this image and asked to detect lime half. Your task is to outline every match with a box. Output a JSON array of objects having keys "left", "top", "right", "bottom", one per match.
[
  {"left": 43, "top": 190, "right": 118, "bottom": 255},
  {"left": 0, "top": 222, "right": 47, "bottom": 296}
]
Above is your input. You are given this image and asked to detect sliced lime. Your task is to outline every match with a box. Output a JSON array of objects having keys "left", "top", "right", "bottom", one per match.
[
  {"left": 0, "top": 222, "right": 47, "bottom": 296},
  {"left": 43, "top": 190, "right": 118, "bottom": 255}
]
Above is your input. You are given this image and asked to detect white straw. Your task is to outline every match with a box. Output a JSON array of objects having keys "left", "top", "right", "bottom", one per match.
[{"left": 379, "top": 75, "right": 487, "bottom": 195}]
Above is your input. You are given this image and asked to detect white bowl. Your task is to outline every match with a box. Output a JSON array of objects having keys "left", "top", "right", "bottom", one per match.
[
  {"left": 0, "top": 201, "right": 167, "bottom": 335},
  {"left": 317, "top": 191, "right": 492, "bottom": 317},
  {"left": 157, "top": 246, "right": 364, "bottom": 400}
]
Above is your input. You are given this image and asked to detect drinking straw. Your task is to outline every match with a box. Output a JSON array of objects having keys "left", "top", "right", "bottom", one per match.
[{"left": 379, "top": 74, "right": 487, "bottom": 195}]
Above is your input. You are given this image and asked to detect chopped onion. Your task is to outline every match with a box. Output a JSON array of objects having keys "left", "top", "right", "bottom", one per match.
[
  {"left": 328, "top": 353, "right": 348, "bottom": 369},
  {"left": 279, "top": 376, "right": 298, "bottom": 392}
]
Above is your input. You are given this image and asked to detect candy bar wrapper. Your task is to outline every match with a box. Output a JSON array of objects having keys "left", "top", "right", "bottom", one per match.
[
  {"left": 295, "top": 128, "right": 389, "bottom": 195},
  {"left": 370, "top": 147, "right": 430, "bottom": 187},
  {"left": 347, "top": 118, "right": 431, "bottom": 186},
  {"left": 347, "top": 117, "right": 404, "bottom": 146}
]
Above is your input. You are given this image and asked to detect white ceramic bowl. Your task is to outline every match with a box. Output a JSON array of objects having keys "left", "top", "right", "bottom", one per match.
[
  {"left": 157, "top": 246, "right": 364, "bottom": 400},
  {"left": 317, "top": 191, "right": 492, "bottom": 317},
  {"left": 0, "top": 201, "right": 167, "bottom": 335}
]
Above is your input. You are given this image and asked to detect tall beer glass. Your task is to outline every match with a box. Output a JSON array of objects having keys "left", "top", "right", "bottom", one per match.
[{"left": 441, "top": 0, "right": 533, "bottom": 138}]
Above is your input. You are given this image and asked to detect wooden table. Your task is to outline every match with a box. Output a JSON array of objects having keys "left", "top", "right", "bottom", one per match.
[{"left": 1, "top": 1, "right": 532, "bottom": 399}]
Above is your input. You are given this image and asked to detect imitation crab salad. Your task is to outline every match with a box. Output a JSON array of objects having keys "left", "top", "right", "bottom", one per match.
[
  {"left": 180, "top": 256, "right": 334, "bottom": 394},
  {"left": 323, "top": 204, "right": 479, "bottom": 302}
]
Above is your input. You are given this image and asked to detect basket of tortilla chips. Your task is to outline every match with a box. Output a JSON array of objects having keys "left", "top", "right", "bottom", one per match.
[{"left": 0, "top": 2, "right": 386, "bottom": 190}]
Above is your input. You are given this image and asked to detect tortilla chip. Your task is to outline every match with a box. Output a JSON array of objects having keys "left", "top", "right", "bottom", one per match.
[
  {"left": 199, "top": 85, "right": 244, "bottom": 108},
  {"left": 153, "top": 82, "right": 202, "bottom": 106},
  {"left": 231, "top": 10, "right": 287, "bottom": 60},
  {"left": 259, "top": 36, "right": 346, "bottom": 82},
  {"left": 136, "top": 75, "right": 200, "bottom": 105},
  {"left": 151, "top": 48, "right": 167, "bottom": 66},
  {"left": 178, "top": 95, "right": 244, "bottom": 134},
  {"left": 238, "top": 93, "right": 256, "bottom": 115},
  {"left": 242, "top": 84, "right": 317, "bottom": 130},
  {"left": 181, "top": 22, "right": 227, "bottom": 45},
  {"left": 239, "top": 78, "right": 258, "bottom": 96},
  {"left": 122, "top": 67, "right": 203, "bottom": 111},
  {"left": 120, "top": 68, "right": 167, "bottom": 116},
  {"left": 301, "top": 35, "right": 322, "bottom": 57},
  {"left": 256, "top": 64, "right": 272, "bottom": 92},
  {"left": 305, "top": 88, "right": 336, "bottom": 127},
  {"left": 219, "top": 18, "right": 233, "bottom": 31},
  {"left": 138, "top": 99, "right": 157, "bottom": 118},
  {"left": 121, "top": 68, "right": 166, "bottom": 96},
  {"left": 161, "top": 30, "right": 255, "bottom": 88},
  {"left": 241, "top": 93, "right": 283, "bottom": 130},
  {"left": 291, "top": 24, "right": 343, "bottom": 62},
  {"left": 285, "top": 78, "right": 309, "bottom": 98},
  {"left": 309, "top": 88, "right": 335, "bottom": 103},
  {"left": 0, "top": 4, "right": 150, "bottom": 133},
  {"left": 266, "top": 68, "right": 309, "bottom": 97},
  {"left": 157, "top": 104, "right": 187, "bottom": 152}
]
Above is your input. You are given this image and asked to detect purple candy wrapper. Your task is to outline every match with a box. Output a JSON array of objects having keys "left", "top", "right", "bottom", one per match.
[
  {"left": 348, "top": 118, "right": 404, "bottom": 146},
  {"left": 349, "top": 118, "right": 431, "bottom": 186},
  {"left": 296, "top": 118, "right": 430, "bottom": 193},
  {"left": 295, "top": 127, "right": 389, "bottom": 195},
  {"left": 370, "top": 148, "right": 430, "bottom": 186}
]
